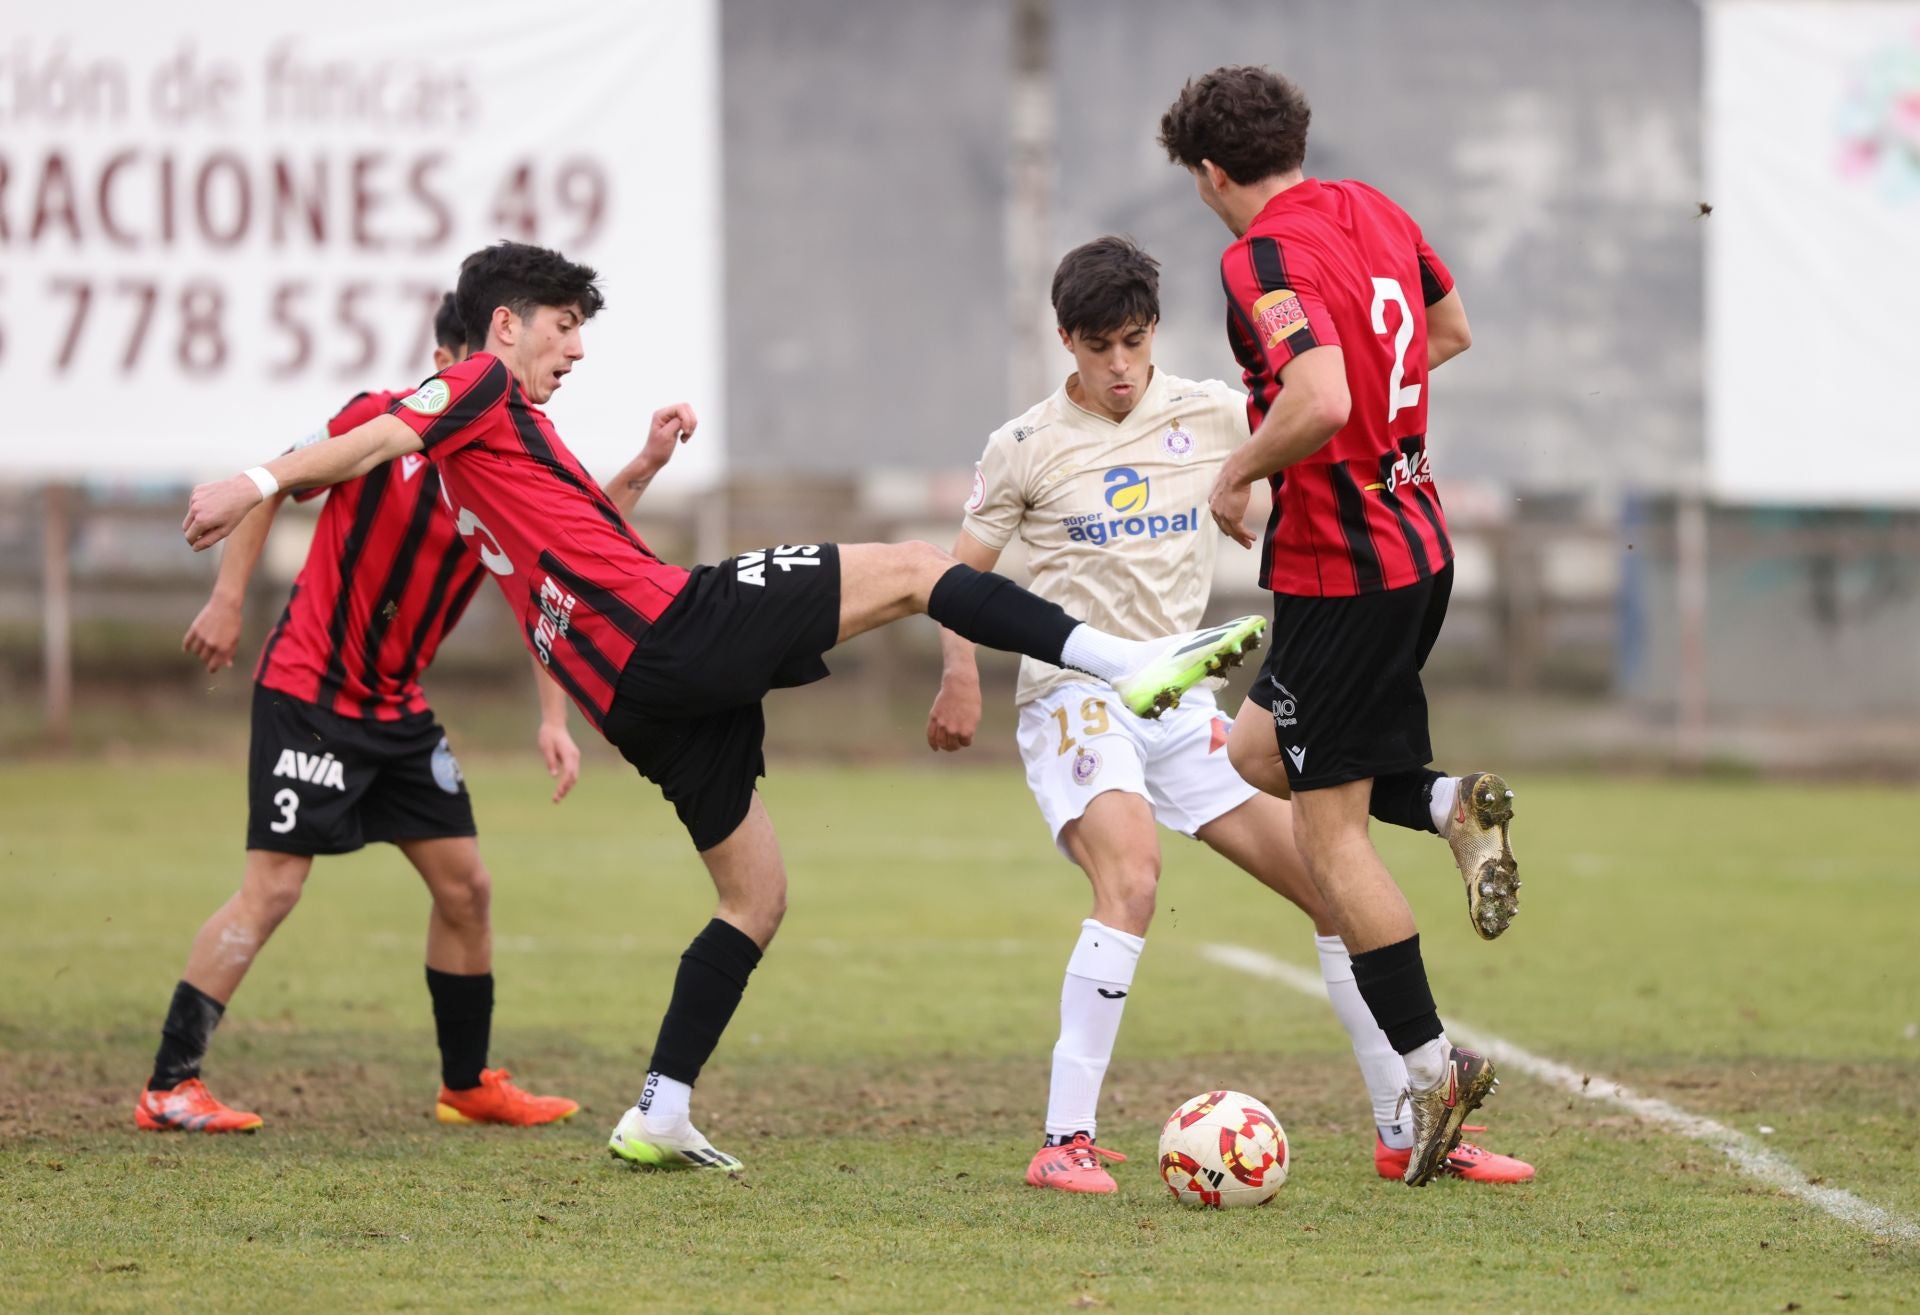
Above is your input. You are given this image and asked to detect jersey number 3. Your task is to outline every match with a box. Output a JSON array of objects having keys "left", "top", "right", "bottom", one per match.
[{"left": 1369, "top": 276, "right": 1422, "bottom": 423}]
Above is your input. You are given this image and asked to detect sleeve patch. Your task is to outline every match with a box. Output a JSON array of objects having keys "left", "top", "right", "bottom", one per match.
[
  {"left": 400, "top": 379, "right": 452, "bottom": 416},
  {"left": 964, "top": 464, "right": 987, "bottom": 513},
  {"left": 1252, "top": 288, "right": 1310, "bottom": 348}
]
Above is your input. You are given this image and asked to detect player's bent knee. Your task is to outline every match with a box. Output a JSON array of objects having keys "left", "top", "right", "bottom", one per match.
[{"left": 434, "top": 867, "right": 493, "bottom": 929}]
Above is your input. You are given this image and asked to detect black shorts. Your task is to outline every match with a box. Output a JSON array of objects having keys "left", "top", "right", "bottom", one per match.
[
  {"left": 602, "top": 543, "right": 841, "bottom": 851},
  {"left": 1246, "top": 564, "right": 1453, "bottom": 793},
  {"left": 246, "top": 685, "right": 477, "bottom": 854}
]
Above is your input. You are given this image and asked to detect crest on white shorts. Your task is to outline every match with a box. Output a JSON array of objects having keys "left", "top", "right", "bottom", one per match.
[{"left": 1071, "top": 746, "right": 1102, "bottom": 787}]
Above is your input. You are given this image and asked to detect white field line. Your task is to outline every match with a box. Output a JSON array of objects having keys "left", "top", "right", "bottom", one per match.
[{"left": 1202, "top": 942, "right": 1920, "bottom": 1244}]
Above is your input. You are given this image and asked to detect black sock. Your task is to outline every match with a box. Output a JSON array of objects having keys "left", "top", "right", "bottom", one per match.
[
  {"left": 149, "top": 980, "right": 226, "bottom": 1091},
  {"left": 1043, "top": 1131, "right": 1092, "bottom": 1147},
  {"left": 647, "top": 919, "right": 764, "bottom": 1084},
  {"left": 926, "top": 564, "right": 1079, "bottom": 665},
  {"left": 1348, "top": 934, "right": 1445, "bottom": 1055},
  {"left": 1370, "top": 769, "right": 1443, "bottom": 834},
  {"left": 426, "top": 968, "right": 493, "bottom": 1091}
]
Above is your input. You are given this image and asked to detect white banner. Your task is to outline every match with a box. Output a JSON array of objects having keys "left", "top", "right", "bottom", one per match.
[
  {"left": 0, "top": 1, "right": 722, "bottom": 485},
  {"left": 1707, "top": 1, "right": 1920, "bottom": 505}
]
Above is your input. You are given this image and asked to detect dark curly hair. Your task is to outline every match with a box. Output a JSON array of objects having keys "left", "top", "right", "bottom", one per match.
[
  {"left": 455, "top": 241, "right": 605, "bottom": 349},
  {"left": 1051, "top": 236, "right": 1160, "bottom": 339},
  {"left": 1158, "top": 66, "right": 1311, "bottom": 185}
]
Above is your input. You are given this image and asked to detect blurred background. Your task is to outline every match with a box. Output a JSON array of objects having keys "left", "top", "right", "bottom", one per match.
[{"left": 3, "top": 0, "right": 1917, "bottom": 774}]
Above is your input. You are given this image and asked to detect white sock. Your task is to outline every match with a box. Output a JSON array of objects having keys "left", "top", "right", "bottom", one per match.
[
  {"left": 1403, "top": 1034, "right": 1452, "bottom": 1092},
  {"left": 1314, "top": 934, "right": 1410, "bottom": 1145},
  {"left": 1059, "top": 625, "right": 1151, "bottom": 683},
  {"left": 1430, "top": 775, "right": 1459, "bottom": 834},
  {"left": 1044, "top": 918, "right": 1145, "bottom": 1139},
  {"left": 636, "top": 1071, "right": 691, "bottom": 1133}
]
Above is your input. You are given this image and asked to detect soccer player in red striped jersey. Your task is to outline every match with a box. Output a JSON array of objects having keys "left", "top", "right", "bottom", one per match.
[
  {"left": 139, "top": 295, "right": 588, "bottom": 1135},
  {"left": 181, "top": 240, "right": 1270, "bottom": 1171},
  {"left": 1161, "top": 67, "right": 1525, "bottom": 1186}
]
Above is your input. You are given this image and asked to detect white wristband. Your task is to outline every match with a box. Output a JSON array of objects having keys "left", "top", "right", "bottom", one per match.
[{"left": 243, "top": 466, "right": 280, "bottom": 500}]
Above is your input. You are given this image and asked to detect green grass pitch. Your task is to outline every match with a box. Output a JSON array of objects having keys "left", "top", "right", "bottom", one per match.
[{"left": 2, "top": 756, "right": 1916, "bottom": 1312}]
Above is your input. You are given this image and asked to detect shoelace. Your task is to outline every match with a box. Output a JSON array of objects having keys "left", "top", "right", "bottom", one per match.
[{"left": 1060, "top": 1136, "right": 1127, "bottom": 1171}]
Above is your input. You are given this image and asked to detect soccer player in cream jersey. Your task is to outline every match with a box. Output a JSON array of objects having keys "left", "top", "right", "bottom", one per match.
[{"left": 928, "top": 238, "right": 1531, "bottom": 1191}]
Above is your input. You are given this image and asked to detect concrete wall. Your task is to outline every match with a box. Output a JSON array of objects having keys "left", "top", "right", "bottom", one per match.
[{"left": 724, "top": 0, "right": 1704, "bottom": 495}]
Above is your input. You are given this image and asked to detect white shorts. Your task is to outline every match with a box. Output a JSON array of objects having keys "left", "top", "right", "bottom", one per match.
[{"left": 1016, "top": 681, "right": 1261, "bottom": 859}]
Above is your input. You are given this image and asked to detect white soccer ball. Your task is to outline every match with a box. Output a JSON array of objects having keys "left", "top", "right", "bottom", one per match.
[{"left": 1157, "top": 1089, "right": 1289, "bottom": 1208}]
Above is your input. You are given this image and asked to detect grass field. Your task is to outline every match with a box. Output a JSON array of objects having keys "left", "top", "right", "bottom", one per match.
[{"left": 2, "top": 754, "right": 1917, "bottom": 1312}]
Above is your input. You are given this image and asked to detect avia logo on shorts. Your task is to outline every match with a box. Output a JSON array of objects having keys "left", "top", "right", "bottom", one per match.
[
  {"left": 273, "top": 749, "right": 346, "bottom": 791},
  {"left": 1065, "top": 470, "right": 1199, "bottom": 546},
  {"left": 533, "top": 576, "right": 577, "bottom": 667},
  {"left": 1103, "top": 467, "right": 1150, "bottom": 514},
  {"left": 736, "top": 543, "right": 821, "bottom": 587},
  {"left": 1365, "top": 448, "right": 1433, "bottom": 494}
]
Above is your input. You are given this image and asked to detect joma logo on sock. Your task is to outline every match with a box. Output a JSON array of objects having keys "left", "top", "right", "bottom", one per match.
[{"left": 272, "top": 750, "right": 346, "bottom": 792}]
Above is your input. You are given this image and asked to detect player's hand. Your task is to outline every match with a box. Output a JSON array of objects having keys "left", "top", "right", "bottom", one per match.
[
  {"left": 538, "top": 722, "right": 581, "bottom": 803},
  {"left": 1208, "top": 469, "right": 1256, "bottom": 549},
  {"left": 643, "top": 403, "right": 698, "bottom": 467},
  {"left": 183, "top": 594, "right": 244, "bottom": 673},
  {"left": 183, "top": 475, "right": 262, "bottom": 552},
  {"left": 926, "top": 676, "right": 982, "bottom": 752}
]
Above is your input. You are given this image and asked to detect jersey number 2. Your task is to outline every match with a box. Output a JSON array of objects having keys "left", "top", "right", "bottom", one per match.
[{"left": 1369, "top": 276, "right": 1422, "bottom": 423}]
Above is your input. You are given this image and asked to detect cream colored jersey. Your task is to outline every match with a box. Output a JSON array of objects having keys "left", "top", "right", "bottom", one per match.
[{"left": 962, "top": 368, "right": 1250, "bottom": 706}]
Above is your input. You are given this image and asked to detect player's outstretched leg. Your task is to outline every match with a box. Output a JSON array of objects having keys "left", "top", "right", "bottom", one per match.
[
  {"left": 610, "top": 797, "right": 783, "bottom": 1172},
  {"left": 402, "top": 839, "right": 578, "bottom": 1127},
  {"left": 136, "top": 849, "right": 310, "bottom": 1133},
  {"left": 1369, "top": 769, "right": 1522, "bottom": 940},
  {"left": 835, "top": 542, "right": 1265, "bottom": 719}
]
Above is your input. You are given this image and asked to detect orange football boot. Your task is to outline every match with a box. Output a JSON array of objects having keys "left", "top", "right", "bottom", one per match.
[
  {"left": 135, "top": 1078, "right": 264, "bottom": 1133},
  {"left": 1375, "top": 1126, "right": 1534, "bottom": 1184},
  {"left": 1025, "top": 1133, "right": 1127, "bottom": 1194},
  {"left": 435, "top": 1068, "right": 579, "bottom": 1126}
]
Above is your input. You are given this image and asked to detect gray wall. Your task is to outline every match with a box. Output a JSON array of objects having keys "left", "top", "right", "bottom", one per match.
[
  {"left": 722, "top": 0, "right": 1012, "bottom": 473},
  {"left": 725, "top": 0, "right": 1704, "bottom": 494}
]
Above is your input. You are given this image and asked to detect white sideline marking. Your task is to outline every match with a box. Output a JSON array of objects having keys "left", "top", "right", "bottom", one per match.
[{"left": 1203, "top": 942, "right": 1920, "bottom": 1244}]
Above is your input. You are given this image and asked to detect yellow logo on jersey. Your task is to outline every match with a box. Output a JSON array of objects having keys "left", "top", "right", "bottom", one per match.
[{"left": 1252, "top": 288, "right": 1309, "bottom": 348}]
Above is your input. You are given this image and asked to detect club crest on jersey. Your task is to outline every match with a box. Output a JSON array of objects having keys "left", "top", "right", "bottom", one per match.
[
  {"left": 400, "top": 380, "right": 452, "bottom": 415},
  {"left": 1163, "top": 426, "right": 1194, "bottom": 459},
  {"left": 1252, "top": 288, "right": 1309, "bottom": 348},
  {"left": 1103, "top": 467, "right": 1150, "bottom": 515},
  {"left": 272, "top": 749, "right": 346, "bottom": 792}
]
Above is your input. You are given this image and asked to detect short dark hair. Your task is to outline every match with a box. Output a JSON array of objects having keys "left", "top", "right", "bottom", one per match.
[
  {"left": 433, "top": 292, "right": 467, "bottom": 352},
  {"left": 1051, "top": 236, "right": 1159, "bottom": 339},
  {"left": 1158, "top": 66, "right": 1311, "bottom": 185},
  {"left": 455, "top": 241, "right": 605, "bottom": 349}
]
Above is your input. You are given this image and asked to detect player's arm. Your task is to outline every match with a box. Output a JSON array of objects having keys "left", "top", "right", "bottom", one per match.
[
  {"left": 1208, "top": 347, "right": 1350, "bottom": 548},
  {"left": 927, "top": 529, "right": 1003, "bottom": 752},
  {"left": 604, "top": 403, "right": 698, "bottom": 515},
  {"left": 1426, "top": 289, "right": 1471, "bottom": 370},
  {"left": 530, "top": 655, "right": 581, "bottom": 804},
  {"left": 182, "top": 491, "right": 287, "bottom": 673},
  {"left": 184, "top": 415, "right": 422, "bottom": 552}
]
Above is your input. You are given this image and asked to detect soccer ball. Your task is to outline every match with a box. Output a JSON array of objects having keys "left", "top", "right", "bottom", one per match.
[{"left": 1157, "top": 1090, "right": 1288, "bottom": 1208}]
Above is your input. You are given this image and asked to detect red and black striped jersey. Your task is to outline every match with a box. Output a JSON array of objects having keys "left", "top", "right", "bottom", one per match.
[
  {"left": 254, "top": 389, "right": 488, "bottom": 720},
  {"left": 1222, "top": 178, "right": 1454, "bottom": 598},
  {"left": 389, "top": 353, "right": 690, "bottom": 732}
]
